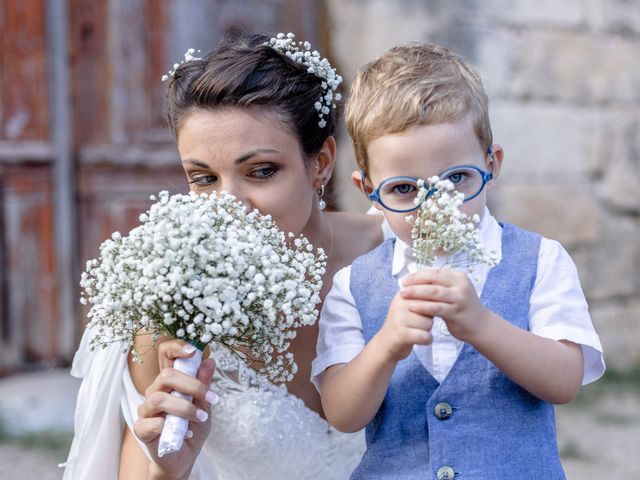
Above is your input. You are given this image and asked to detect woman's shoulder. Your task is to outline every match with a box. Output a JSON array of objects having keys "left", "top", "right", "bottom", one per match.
[{"left": 327, "top": 211, "right": 384, "bottom": 261}]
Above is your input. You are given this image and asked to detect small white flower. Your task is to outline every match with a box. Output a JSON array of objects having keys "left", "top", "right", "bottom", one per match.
[{"left": 161, "top": 48, "right": 202, "bottom": 82}]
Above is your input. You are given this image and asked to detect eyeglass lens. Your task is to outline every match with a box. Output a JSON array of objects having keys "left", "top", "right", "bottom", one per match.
[{"left": 378, "top": 167, "right": 485, "bottom": 211}]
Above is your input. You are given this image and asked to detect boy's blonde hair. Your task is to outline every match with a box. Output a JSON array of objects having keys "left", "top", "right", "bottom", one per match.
[{"left": 346, "top": 43, "right": 492, "bottom": 172}]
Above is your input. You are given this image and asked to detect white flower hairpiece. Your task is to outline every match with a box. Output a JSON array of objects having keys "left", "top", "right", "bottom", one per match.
[
  {"left": 161, "top": 48, "right": 202, "bottom": 82},
  {"left": 266, "top": 32, "right": 343, "bottom": 128}
]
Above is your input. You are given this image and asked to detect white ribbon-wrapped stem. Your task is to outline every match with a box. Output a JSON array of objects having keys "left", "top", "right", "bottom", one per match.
[{"left": 158, "top": 348, "right": 203, "bottom": 457}]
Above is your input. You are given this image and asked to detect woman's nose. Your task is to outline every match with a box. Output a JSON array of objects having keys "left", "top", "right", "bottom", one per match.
[{"left": 218, "top": 183, "right": 253, "bottom": 211}]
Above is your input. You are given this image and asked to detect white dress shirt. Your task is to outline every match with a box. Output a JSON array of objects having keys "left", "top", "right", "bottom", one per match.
[{"left": 312, "top": 208, "right": 605, "bottom": 389}]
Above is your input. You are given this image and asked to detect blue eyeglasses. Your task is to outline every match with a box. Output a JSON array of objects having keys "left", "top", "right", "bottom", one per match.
[{"left": 364, "top": 164, "right": 493, "bottom": 213}]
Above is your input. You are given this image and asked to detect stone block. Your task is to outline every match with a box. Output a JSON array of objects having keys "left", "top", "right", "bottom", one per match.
[
  {"left": 589, "top": 299, "right": 640, "bottom": 371},
  {"left": 489, "top": 183, "right": 604, "bottom": 247},
  {"left": 490, "top": 102, "right": 598, "bottom": 175},
  {"left": 327, "top": 0, "right": 442, "bottom": 83},
  {"left": 478, "top": 0, "right": 587, "bottom": 28},
  {"left": 570, "top": 215, "right": 640, "bottom": 301},
  {"left": 603, "top": 0, "right": 640, "bottom": 36},
  {"left": 481, "top": 30, "right": 640, "bottom": 105},
  {"left": 599, "top": 116, "right": 640, "bottom": 212}
]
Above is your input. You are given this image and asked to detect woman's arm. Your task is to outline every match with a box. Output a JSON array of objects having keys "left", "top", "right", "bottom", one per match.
[{"left": 119, "top": 336, "right": 216, "bottom": 479}]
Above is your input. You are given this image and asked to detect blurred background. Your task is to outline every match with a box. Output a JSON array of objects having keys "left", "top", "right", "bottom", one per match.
[{"left": 0, "top": 0, "right": 638, "bottom": 478}]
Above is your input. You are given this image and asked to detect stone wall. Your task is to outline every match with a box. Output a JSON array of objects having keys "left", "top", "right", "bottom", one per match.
[{"left": 327, "top": 0, "right": 640, "bottom": 371}]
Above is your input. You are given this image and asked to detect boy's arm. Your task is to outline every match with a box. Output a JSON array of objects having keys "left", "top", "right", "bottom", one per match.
[
  {"left": 468, "top": 310, "right": 583, "bottom": 404},
  {"left": 402, "top": 269, "right": 584, "bottom": 404},
  {"left": 320, "top": 293, "right": 433, "bottom": 432}
]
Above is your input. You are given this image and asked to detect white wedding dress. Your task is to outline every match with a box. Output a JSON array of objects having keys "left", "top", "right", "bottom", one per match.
[{"left": 62, "top": 328, "right": 365, "bottom": 480}]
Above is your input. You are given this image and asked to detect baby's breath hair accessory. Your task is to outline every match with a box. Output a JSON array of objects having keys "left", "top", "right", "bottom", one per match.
[
  {"left": 161, "top": 48, "right": 202, "bottom": 82},
  {"left": 266, "top": 32, "right": 343, "bottom": 128}
]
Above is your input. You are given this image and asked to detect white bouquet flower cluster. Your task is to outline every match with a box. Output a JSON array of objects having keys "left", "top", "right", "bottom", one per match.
[
  {"left": 80, "top": 190, "right": 326, "bottom": 456},
  {"left": 410, "top": 177, "right": 498, "bottom": 270}
]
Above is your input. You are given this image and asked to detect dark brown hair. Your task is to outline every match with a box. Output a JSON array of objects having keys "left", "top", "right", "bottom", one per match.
[{"left": 166, "top": 33, "right": 337, "bottom": 157}]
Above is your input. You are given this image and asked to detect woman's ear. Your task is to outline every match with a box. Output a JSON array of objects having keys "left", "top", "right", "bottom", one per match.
[
  {"left": 487, "top": 144, "right": 504, "bottom": 186},
  {"left": 313, "top": 136, "right": 336, "bottom": 189}
]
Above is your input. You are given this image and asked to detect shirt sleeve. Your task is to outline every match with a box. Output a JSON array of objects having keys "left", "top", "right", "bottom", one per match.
[
  {"left": 311, "top": 266, "right": 365, "bottom": 392},
  {"left": 529, "top": 238, "right": 606, "bottom": 385}
]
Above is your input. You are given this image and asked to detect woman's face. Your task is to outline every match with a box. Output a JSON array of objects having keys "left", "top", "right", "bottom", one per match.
[{"left": 178, "top": 108, "right": 317, "bottom": 236}]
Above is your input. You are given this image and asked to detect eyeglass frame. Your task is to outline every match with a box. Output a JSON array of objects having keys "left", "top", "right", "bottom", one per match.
[{"left": 361, "top": 150, "right": 495, "bottom": 213}]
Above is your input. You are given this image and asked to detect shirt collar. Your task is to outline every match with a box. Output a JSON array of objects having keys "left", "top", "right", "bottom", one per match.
[{"left": 391, "top": 207, "right": 503, "bottom": 277}]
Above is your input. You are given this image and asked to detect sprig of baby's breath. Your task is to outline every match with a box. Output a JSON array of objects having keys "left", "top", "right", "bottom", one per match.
[{"left": 409, "top": 177, "right": 498, "bottom": 271}]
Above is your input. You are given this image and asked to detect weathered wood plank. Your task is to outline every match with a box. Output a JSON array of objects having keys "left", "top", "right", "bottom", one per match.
[{"left": 0, "top": 0, "right": 49, "bottom": 141}]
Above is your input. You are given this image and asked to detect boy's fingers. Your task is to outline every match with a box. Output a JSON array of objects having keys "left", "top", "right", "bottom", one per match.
[
  {"left": 403, "top": 268, "right": 459, "bottom": 287},
  {"left": 400, "top": 284, "right": 450, "bottom": 302},
  {"left": 403, "top": 310, "right": 433, "bottom": 331},
  {"left": 405, "top": 327, "right": 432, "bottom": 346}
]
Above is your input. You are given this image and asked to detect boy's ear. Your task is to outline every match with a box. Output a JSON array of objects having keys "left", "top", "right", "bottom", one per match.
[
  {"left": 351, "top": 170, "right": 370, "bottom": 196},
  {"left": 487, "top": 144, "right": 504, "bottom": 186},
  {"left": 314, "top": 136, "right": 336, "bottom": 189},
  {"left": 351, "top": 170, "right": 382, "bottom": 210},
  {"left": 351, "top": 170, "right": 382, "bottom": 211}
]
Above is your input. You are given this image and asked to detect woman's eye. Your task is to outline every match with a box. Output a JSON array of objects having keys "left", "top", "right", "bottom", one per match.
[
  {"left": 251, "top": 166, "right": 277, "bottom": 179},
  {"left": 189, "top": 175, "right": 217, "bottom": 186},
  {"left": 392, "top": 183, "right": 416, "bottom": 195}
]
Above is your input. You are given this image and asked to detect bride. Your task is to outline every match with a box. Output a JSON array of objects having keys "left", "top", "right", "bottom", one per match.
[{"left": 62, "top": 32, "right": 388, "bottom": 479}]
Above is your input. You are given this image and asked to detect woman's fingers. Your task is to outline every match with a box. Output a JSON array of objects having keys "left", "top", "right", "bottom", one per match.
[
  {"left": 134, "top": 416, "right": 165, "bottom": 443},
  {"left": 144, "top": 366, "right": 215, "bottom": 404},
  {"left": 139, "top": 391, "right": 210, "bottom": 424},
  {"left": 158, "top": 340, "right": 199, "bottom": 370}
]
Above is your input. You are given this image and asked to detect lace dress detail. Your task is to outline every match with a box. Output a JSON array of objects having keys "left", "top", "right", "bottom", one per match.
[{"left": 204, "top": 343, "right": 365, "bottom": 480}]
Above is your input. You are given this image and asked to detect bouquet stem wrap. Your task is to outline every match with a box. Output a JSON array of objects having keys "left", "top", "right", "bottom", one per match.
[{"left": 157, "top": 348, "right": 203, "bottom": 457}]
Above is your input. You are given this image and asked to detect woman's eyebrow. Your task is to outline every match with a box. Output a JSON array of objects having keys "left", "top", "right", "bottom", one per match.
[
  {"left": 182, "top": 159, "right": 210, "bottom": 169},
  {"left": 234, "top": 148, "right": 279, "bottom": 165},
  {"left": 182, "top": 148, "right": 279, "bottom": 169}
]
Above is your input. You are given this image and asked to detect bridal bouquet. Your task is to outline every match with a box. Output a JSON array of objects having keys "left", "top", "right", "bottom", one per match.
[
  {"left": 410, "top": 176, "right": 497, "bottom": 270},
  {"left": 80, "top": 190, "right": 326, "bottom": 456}
]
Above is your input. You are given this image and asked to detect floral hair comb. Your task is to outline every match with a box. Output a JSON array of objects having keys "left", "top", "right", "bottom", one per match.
[
  {"left": 161, "top": 48, "right": 202, "bottom": 82},
  {"left": 266, "top": 32, "right": 343, "bottom": 128}
]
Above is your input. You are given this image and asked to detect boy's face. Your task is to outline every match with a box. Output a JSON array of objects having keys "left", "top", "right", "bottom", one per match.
[{"left": 356, "top": 114, "right": 502, "bottom": 246}]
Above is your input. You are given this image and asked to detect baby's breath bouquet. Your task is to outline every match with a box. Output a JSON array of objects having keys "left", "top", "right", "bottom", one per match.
[
  {"left": 80, "top": 190, "right": 326, "bottom": 456},
  {"left": 410, "top": 177, "right": 497, "bottom": 271}
]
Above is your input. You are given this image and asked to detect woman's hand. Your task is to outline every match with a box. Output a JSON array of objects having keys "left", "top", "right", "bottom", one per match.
[{"left": 134, "top": 340, "right": 217, "bottom": 479}]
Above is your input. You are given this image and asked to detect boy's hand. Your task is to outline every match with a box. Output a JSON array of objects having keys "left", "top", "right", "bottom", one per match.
[
  {"left": 400, "top": 268, "right": 490, "bottom": 344},
  {"left": 375, "top": 292, "right": 434, "bottom": 362}
]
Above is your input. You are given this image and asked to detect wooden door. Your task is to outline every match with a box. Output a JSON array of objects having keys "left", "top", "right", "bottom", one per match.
[{"left": 0, "top": 0, "right": 329, "bottom": 374}]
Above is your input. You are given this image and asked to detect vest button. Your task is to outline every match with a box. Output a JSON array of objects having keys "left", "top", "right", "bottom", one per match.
[
  {"left": 434, "top": 402, "right": 453, "bottom": 420},
  {"left": 436, "top": 465, "right": 455, "bottom": 480}
]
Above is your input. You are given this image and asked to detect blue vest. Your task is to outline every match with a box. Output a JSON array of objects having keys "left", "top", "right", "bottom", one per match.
[{"left": 349, "top": 223, "right": 565, "bottom": 479}]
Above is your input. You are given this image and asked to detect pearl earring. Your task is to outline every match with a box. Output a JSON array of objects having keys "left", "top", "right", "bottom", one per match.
[{"left": 317, "top": 183, "right": 326, "bottom": 210}]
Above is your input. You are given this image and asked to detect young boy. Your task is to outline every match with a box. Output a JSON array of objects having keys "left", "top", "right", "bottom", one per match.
[{"left": 311, "top": 43, "right": 605, "bottom": 479}]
